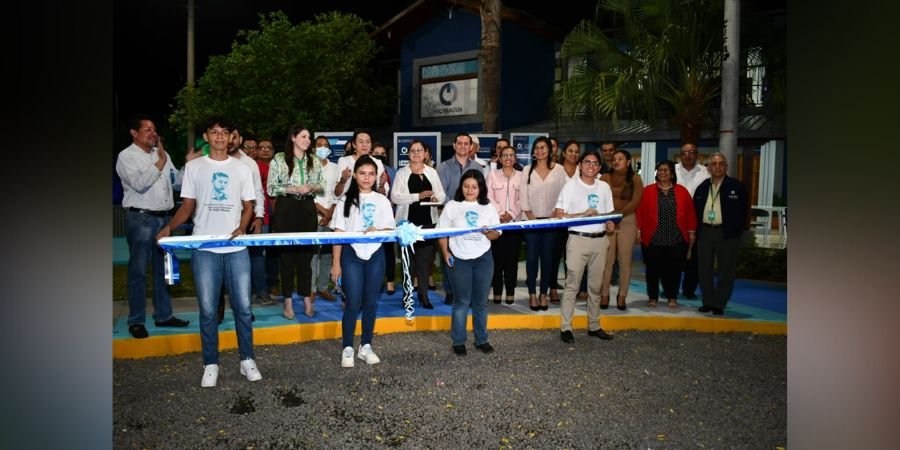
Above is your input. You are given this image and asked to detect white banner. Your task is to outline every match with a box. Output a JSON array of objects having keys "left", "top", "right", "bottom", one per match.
[{"left": 420, "top": 79, "right": 478, "bottom": 118}]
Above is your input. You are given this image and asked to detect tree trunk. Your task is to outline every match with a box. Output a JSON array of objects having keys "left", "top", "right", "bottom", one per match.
[
  {"left": 479, "top": 0, "right": 502, "bottom": 133},
  {"left": 719, "top": 0, "right": 741, "bottom": 176}
]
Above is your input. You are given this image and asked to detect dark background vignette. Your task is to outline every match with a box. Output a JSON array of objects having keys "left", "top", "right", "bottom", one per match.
[
  {"left": 789, "top": 1, "right": 900, "bottom": 449},
  {"left": 5, "top": 0, "right": 113, "bottom": 448}
]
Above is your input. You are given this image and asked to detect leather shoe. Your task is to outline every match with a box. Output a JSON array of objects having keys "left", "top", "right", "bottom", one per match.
[
  {"left": 317, "top": 290, "right": 336, "bottom": 301},
  {"left": 560, "top": 330, "right": 575, "bottom": 344},
  {"left": 129, "top": 324, "right": 149, "bottom": 339},
  {"left": 420, "top": 295, "right": 434, "bottom": 309},
  {"left": 712, "top": 308, "right": 724, "bottom": 315},
  {"left": 588, "top": 329, "right": 614, "bottom": 340},
  {"left": 474, "top": 342, "right": 495, "bottom": 354},
  {"left": 698, "top": 305, "right": 713, "bottom": 313},
  {"left": 452, "top": 345, "right": 467, "bottom": 356},
  {"left": 155, "top": 317, "right": 189, "bottom": 327}
]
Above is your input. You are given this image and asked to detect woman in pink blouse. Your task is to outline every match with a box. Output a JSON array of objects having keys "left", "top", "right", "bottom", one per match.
[
  {"left": 519, "top": 137, "right": 568, "bottom": 311},
  {"left": 487, "top": 145, "right": 524, "bottom": 304}
]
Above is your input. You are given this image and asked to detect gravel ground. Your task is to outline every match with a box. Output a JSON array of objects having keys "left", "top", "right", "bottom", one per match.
[{"left": 114, "top": 329, "right": 786, "bottom": 449}]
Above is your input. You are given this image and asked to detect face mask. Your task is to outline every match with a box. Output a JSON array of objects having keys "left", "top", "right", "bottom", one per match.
[
  {"left": 372, "top": 154, "right": 387, "bottom": 163},
  {"left": 315, "top": 147, "right": 331, "bottom": 160}
]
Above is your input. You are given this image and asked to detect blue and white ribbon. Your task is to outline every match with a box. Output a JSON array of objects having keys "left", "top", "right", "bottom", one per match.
[{"left": 158, "top": 214, "right": 622, "bottom": 318}]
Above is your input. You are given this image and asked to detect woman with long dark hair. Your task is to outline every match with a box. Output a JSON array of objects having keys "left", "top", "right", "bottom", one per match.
[
  {"left": 438, "top": 169, "right": 501, "bottom": 355},
  {"left": 599, "top": 149, "right": 643, "bottom": 310},
  {"left": 330, "top": 155, "right": 396, "bottom": 367},
  {"left": 519, "top": 137, "right": 568, "bottom": 311},
  {"left": 267, "top": 125, "right": 325, "bottom": 319}
]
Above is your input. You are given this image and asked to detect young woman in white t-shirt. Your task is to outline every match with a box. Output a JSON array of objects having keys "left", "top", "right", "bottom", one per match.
[
  {"left": 437, "top": 169, "right": 501, "bottom": 356},
  {"left": 330, "top": 155, "right": 396, "bottom": 368}
]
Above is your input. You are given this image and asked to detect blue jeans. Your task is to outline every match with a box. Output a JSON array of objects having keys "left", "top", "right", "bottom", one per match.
[
  {"left": 192, "top": 249, "right": 255, "bottom": 365},
  {"left": 125, "top": 210, "right": 172, "bottom": 325},
  {"left": 524, "top": 228, "right": 556, "bottom": 295},
  {"left": 340, "top": 245, "right": 385, "bottom": 348},
  {"left": 448, "top": 251, "right": 493, "bottom": 346}
]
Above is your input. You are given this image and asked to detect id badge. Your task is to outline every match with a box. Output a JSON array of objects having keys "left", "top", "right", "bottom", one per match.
[{"left": 707, "top": 210, "right": 717, "bottom": 222}]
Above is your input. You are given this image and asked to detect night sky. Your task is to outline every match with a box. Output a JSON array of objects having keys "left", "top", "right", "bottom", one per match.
[{"left": 113, "top": 0, "right": 596, "bottom": 127}]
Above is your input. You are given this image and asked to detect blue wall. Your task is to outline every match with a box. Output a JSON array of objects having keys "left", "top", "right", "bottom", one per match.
[{"left": 399, "top": 10, "right": 556, "bottom": 136}]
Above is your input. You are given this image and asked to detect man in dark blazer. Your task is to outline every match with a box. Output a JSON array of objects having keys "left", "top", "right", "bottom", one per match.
[{"left": 693, "top": 153, "right": 748, "bottom": 315}]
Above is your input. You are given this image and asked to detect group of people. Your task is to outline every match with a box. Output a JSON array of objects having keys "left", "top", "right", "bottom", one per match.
[{"left": 117, "top": 114, "right": 747, "bottom": 387}]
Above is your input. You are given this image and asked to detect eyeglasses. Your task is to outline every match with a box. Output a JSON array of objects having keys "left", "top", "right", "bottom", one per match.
[
  {"left": 581, "top": 160, "right": 601, "bottom": 166},
  {"left": 243, "top": 145, "right": 258, "bottom": 150},
  {"left": 410, "top": 148, "right": 425, "bottom": 153},
  {"left": 259, "top": 145, "right": 273, "bottom": 150},
  {"left": 682, "top": 150, "right": 697, "bottom": 155}
]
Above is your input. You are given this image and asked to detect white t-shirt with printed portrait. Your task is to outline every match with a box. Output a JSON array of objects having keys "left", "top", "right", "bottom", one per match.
[
  {"left": 330, "top": 191, "right": 395, "bottom": 260},
  {"left": 437, "top": 200, "right": 501, "bottom": 260},
  {"left": 180, "top": 156, "right": 256, "bottom": 253},
  {"left": 554, "top": 177, "right": 614, "bottom": 233}
]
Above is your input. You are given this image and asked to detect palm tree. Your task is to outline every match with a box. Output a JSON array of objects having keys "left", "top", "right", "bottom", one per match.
[
  {"left": 558, "top": 0, "right": 725, "bottom": 145},
  {"left": 479, "top": 0, "right": 502, "bottom": 133}
]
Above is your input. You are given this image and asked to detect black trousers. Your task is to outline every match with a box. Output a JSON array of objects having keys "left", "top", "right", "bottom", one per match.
[
  {"left": 681, "top": 239, "right": 699, "bottom": 295},
  {"left": 272, "top": 197, "right": 317, "bottom": 297},
  {"left": 384, "top": 241, "right": 396, "bottom": 286},
  {"left": 642, "top": 241, "right": 689, "bottom": 300},
  {"left": 491, "top": 230, "right": 522, "bottom": 296},
  {"left": 407, "top": 239, "right": 435, "bottom": 301}
]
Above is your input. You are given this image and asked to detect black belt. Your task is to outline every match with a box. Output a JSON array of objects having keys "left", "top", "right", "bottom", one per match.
[
  {"left": 281, "top": 193, "right": 315, "bottom": 200},
  {"left": 569, "top": 230, "right": 607, "bottom": 238},
  {"left": 702, "top": 223, "right": 722, "bottom": 228},
  {"left": 127, "top": 207, "right": 169, "bottom": 217}
]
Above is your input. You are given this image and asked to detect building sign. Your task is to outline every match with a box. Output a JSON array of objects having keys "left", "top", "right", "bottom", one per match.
[
  {"left": 510, "top": 132, "right": 548, "bottom": 167},
  {"left": 393, "top": 132, "right": 442, "bottom": 168},
  {"left": 421, "top": 60, "right": 479, "bottom": 80},
  {"left": 420, "top": 79, "right": 478, "bottom": 118}
]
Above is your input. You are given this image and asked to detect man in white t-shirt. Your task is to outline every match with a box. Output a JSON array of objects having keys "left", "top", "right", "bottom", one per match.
[
  {"left": 674, "top": 142, "right": 710, "bottom": 300},
  {"left": 553, "top": 150, "right": 616, "bottom": 344},
  {"left": 156, "top": 116, "right": 262, "bottom": 388}
]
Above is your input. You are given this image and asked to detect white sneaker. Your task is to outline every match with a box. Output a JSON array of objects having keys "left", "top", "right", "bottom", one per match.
[
  {"left": 240, "top": 359, "right": 262, "bottom": 382},
  {"left": 201, "top": 364, "right": 219, "bottom": 388},
  {"left": 357, "top": 344, "right": 381, "bottom": 365},
  {"left": 341, "top": 346, "right": 355, "bottom": 368}
]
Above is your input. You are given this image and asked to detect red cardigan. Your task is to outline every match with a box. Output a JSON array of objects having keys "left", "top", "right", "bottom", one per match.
[{"left": 636, "top": 183, "right": 697, "bottom": 247}]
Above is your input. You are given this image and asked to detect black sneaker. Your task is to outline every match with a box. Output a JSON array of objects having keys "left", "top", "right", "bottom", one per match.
[
  {"left": 129, "top": 324, "right": 149, "bottom": 339},
  {"left": 560, "top": 330, "right": 575, "bottom": 344},
  {"left": 452, "top": 345, "right": 467, "bottom": 356},
  {"left": 587, "top": 329, "right": 614, "bottom": 340},
  {"left": 474, "top": 342, "right": 494, "bottom": 354},
  {"left": 154, "top": 317, "right": 190, "bottom": 327}
]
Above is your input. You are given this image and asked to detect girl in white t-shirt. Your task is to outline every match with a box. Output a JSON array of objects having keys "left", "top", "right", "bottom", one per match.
[
  {"left": 437, "top": 169, "right": 501, "bottom": 356},
  {"left": 330, "top": 155, "right": 396, "bottom": 368}
]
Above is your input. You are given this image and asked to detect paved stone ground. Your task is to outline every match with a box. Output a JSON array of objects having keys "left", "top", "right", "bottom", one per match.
[{"left": 114, "top": 329, "right": 785, "bottom": 449}]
